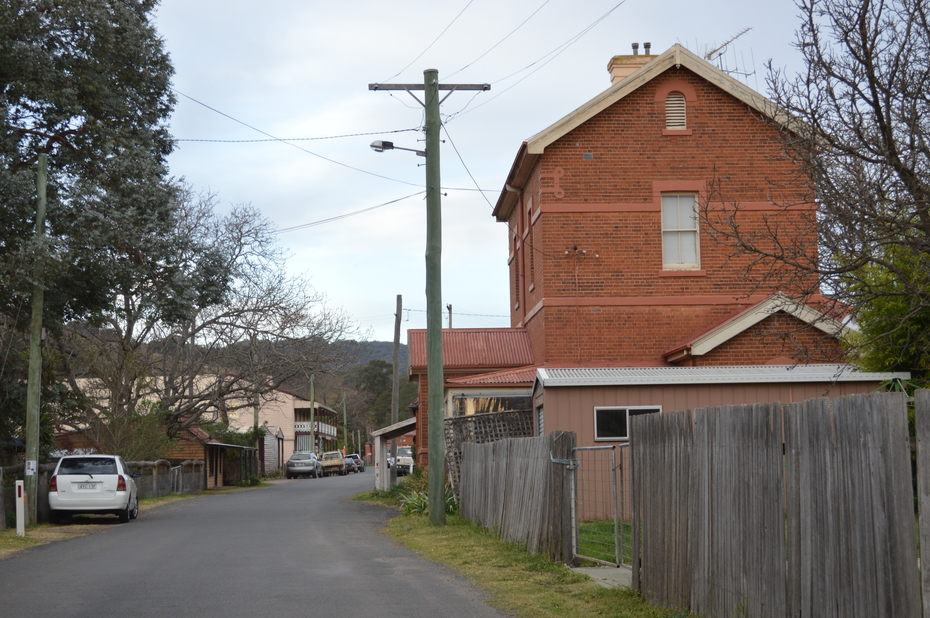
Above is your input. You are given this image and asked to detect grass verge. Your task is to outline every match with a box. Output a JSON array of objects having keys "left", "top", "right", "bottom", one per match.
[{"left": 362, "top": 489, "right": 690, "bottom": 618}]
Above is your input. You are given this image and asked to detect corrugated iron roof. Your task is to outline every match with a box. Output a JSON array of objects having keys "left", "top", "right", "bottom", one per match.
[
  {"left": 446, "top": 365, "right": 538, "bottom": 385},
  {"left": 536, "top": 365, "right": 910, "bottom": 387},
  {"left": 408, "top": 328, "right": 535, "bottom": 370}
]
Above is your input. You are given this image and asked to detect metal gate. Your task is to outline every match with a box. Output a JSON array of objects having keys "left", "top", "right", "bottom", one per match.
[{"left": 572, "top": 444, "right": 631, "bottom": 566}]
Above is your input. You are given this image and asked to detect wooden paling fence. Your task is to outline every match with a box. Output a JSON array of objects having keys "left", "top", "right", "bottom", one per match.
[
  {"left": 459, "top": 432, "right": 575, "bottom": 562},
  {"left": 444, "top": 409, "right": 534, "bottom": 499},
  {"left": 632, "top": 391, "right": 926, "bottom": 618}
]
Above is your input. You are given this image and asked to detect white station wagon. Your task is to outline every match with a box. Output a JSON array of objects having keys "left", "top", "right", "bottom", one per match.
[{"left": 48, "top": 455, "right": 141, "bottom": 524}]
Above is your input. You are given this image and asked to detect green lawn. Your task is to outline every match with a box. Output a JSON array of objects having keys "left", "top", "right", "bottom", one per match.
[
  {"left": 364, "top": 494, "right": 693, "bottom": 618},
  {"left": 577, "top": 519, "right": 634, "bottom": 565}
]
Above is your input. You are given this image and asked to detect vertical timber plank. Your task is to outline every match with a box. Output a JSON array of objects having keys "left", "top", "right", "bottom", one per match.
[{"left": 917, "top": 389, "right": 930, "bottom": 617}]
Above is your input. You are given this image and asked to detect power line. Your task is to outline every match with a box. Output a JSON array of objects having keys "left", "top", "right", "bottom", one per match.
[
  {"left": 404, "top": 308, "right": 509, "bottom": 318},
  {"left": 444, "top": 0, "right": 553, "bottom": 80},
  {"left": 379, "top": 0, "right": 475, "bottom": 83},
  {"left": 274, "top": 192, "right": 425, "bottom": 234},
  {"left": 175, "top": 128, "right": 420, "bottom": 143},
  {"left": 452, "top": 0, "right": 628, "bottom": 119},
  {"left": 171, "top": 88, "right": 422, "bottom": 187},
  {"left": 441, "top": 123, "right": 494, "bottom": 210}
]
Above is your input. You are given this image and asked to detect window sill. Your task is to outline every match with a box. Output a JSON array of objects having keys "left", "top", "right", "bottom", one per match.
[
  {"left": 659, "top": 269, "right": 706, "bottom": 277},
  {"left": 662, "top": 129, "right": 693, "bottom": 136}
]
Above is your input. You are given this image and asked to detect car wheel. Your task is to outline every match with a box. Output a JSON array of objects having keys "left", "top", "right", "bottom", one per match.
[
  {"left": 285, "top": 473, "right": 291, "bottom": 479},
  {"left": 119, "top": 503, "right": 131, "bottom": 523},
  {"left": 49, "top": 509, "right": 61, "bottom": 525},
  {"left": 129, "top": 495, "right": 139, "bottom": 520}
]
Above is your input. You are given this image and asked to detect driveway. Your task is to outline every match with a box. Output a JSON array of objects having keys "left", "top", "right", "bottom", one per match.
[{"left": 0, "top": 471, "right": 509, "bottom": 617}]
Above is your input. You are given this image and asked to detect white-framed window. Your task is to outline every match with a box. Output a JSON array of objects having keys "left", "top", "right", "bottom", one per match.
[
  {"left": 594, "top": 406, "right": 661, "bottom": 441},
  {"left": 661, "top": 193, "right": 699, "bottom": 268},
  {"left": 666, "top": 91, "right": 686, "bottom": 129}
]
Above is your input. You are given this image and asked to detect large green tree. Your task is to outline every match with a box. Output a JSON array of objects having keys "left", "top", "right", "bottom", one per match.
[
  {"left": 0, "top": 0, "right": 176, "bottom": 326},
  {"left": 0, "top": 0, "right": 176, "bottom": 454}
]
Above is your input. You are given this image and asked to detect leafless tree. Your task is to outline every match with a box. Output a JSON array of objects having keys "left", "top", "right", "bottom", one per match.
[
  {"left": 702, "top": 0, "right": 930, "bottom": 370},
  {"left": 54, "top": 188, "right": 359, "bottom": 450}
]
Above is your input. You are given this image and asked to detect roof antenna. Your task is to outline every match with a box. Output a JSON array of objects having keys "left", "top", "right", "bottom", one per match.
[{"left": 704, "top": 28, "right": 751, "bottom": 61}]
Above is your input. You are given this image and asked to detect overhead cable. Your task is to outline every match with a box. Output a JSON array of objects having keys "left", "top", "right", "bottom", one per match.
[{"left": 172, "top": 88, "right": 421, "bottom": 187}]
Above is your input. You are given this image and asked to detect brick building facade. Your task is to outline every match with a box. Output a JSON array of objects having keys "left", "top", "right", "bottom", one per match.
[{"left": 407, "top": 45, "right": 873, "bottom": 469}]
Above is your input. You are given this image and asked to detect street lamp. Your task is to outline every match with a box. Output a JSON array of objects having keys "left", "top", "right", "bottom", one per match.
[{"left": 370, "top": 140, "right": 425, "bottom": 157}]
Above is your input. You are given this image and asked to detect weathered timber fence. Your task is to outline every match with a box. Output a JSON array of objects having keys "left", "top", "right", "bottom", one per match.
[
  {"left": 128, "top": 460, "right": 204, "bottom": 499},
  {"left": 459, "top": 432, "right": 575, "bottom": 562},
  {"left": 631, "top": 392, "right": 925, "bottom": 618},
  {"left": 445, "top": 409, "right": 534, "bottom": 499}
]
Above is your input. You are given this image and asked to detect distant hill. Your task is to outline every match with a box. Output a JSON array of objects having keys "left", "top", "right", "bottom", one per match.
[{"left": 335, "top": 340, "right": 408, "bottom": 369}]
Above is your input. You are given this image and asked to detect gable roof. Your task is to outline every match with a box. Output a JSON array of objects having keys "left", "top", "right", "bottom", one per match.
[
  {"left": 407, "top": 328, "right": 535, "bottom": 372},
  {"left": 663, "top": 293, "right": 849, "bottom": 363},
  {"left": 494, "top": 44, "right": 793, "bottom": 221},
  {"left": 528, "top": 44, "right": 787, "bottom": 155}
]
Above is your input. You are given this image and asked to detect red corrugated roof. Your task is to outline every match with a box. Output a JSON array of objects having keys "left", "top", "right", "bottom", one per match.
[
  {"left": 408, "top": 328, "right": 535, "bottom": 370},
  {"left": 445, "top": 365, "right": 538, "bottom": 386}
]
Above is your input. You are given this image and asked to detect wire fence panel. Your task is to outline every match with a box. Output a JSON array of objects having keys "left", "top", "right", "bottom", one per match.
[{"left": 572, "top": 445, "right": 629, "bottom": 566}]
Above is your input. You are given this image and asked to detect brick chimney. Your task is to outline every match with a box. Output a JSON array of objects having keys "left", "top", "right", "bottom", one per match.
[{"left": 607, "top": 42, "right": 655, "bottom": 85}]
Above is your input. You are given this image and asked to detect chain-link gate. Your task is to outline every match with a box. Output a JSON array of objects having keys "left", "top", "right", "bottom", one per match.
[{"left": 571, "top": 444, "right": 631, "bottom": 566}]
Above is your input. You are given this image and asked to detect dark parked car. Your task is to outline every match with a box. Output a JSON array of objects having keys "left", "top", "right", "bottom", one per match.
[
  {"left": 345, "top": 453, "right": 365, "bottom": 472},
  {"left": 344, "top": 457, "right": 359, "bottom": 474},
  {"left": 285, "top": 451, "right": 321, "bottom": 479}
]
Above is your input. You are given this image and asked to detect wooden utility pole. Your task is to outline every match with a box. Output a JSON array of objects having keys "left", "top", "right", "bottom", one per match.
[
  {"left": 309, "top": 374, "right": 316, "bottom": 452},
  {"left": 24, "top": 153, "right": 47, "bottom": 526},
  {"left": 342, "top": 392, "right": 348, "bottom": 453},
  {"left": 370, "top": 72, "right": 489, "bottom": 525},
  {"left": 391, "top": 294, "right": 402, "bottom": 485}
]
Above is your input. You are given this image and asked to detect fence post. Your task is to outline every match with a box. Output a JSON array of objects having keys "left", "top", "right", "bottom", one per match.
[
  {"left": 0, "top": 467, "right": 5, "bottom": 530},
  {"left": 916, "top": 389, "right": 930, "bottom": 616}
]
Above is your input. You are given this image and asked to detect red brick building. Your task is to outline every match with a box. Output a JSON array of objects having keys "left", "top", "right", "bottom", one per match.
[{"left": 407, "top": 45, "right": 903, "bottom": 467}]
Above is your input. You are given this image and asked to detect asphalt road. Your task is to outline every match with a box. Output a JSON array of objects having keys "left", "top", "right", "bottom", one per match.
[{"left": 0, "top": 471, "right": 509, "bottom": 618}]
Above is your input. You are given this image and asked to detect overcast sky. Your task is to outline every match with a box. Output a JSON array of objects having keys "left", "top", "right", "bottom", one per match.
[{"left": 153, "top": 0, "right": 805, "bottom": 342}]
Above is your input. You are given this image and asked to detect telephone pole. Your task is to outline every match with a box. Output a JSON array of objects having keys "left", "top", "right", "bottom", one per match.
[
  {"left": 24, "top": 153, "right": 48, "bottom": 526},
  {"left": 370, "top": 71, "right": 489, "bottom": 524},
  {"left": 391, "top": 294, "right": 402, "bottom": 486}
]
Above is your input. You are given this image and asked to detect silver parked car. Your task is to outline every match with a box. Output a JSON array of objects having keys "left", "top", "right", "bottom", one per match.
[
  {"left": 48, "top": 455, "right": 140, "bottom": 524},
  {"left": 285, "top": 451, "right": 322, "bottom": 479}
]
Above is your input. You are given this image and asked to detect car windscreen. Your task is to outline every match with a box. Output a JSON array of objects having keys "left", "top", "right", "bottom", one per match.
[
  {"left": 290, "top": 454, "right": 313, "bottom": 460},
  {"left": 58, "top": 458, "right": 118, "bottom": 475},
  {"left": 397, "top": 448, "right": 412, "bottom": 457}
]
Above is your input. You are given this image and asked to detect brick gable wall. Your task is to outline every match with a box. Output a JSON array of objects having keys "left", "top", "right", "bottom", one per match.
[
  {"left": 694, "top": 312, "right": 845, "bottom": 366},
  {"left": 507, "top": 66, "right": 823, "bottom": 364}
]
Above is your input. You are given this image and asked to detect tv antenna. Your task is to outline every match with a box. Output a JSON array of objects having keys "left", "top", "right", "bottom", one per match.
[{"left": 704, "top": 28, "right": 752, "bottom": 62}]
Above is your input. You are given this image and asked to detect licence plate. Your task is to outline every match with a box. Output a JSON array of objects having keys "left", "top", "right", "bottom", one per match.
[{"left": 77, "top": 483, "right": 98, "bottom": 490}]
